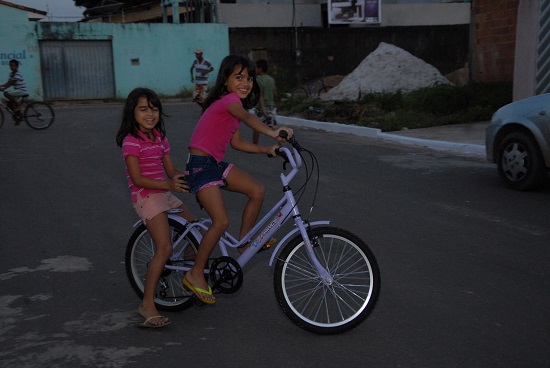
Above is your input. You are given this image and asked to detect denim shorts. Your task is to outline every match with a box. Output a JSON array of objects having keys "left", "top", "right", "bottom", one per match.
[{"left": 186, "top": 154, "right": 233, "bottom": 194}]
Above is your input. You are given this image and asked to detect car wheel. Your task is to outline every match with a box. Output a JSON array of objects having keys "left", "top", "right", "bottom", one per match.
[{"left": 496, "top": 131, "right": 547, "bottom": 191}]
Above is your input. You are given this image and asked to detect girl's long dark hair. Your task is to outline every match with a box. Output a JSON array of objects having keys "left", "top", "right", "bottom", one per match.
[
  {"left": 202, "top": 55, "right": 260, "bottom": 111},
  {"left": 115, "top": 87, "right": 167, "bottom": 147}
]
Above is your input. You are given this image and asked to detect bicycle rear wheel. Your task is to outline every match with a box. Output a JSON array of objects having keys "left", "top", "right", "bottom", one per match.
[
  {"left": 24, "top": 102, "right": 55, "bottom": 130},
  {"left": 274, "top": 226, "right": 380, "bottom": 334},
  {"left": 125, "top": 218, "right": 199, "bottom": 311}
]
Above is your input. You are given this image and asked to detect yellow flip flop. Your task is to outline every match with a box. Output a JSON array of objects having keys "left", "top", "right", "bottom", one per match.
[
  {"left": 182, "top": 277, "right": 216, "bottom": 305},
  {"left": 263, "top": 237, "right": 277, "bottom": 250}
]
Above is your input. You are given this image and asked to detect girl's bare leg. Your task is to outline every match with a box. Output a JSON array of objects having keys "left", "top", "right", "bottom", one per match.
[
  {"left": 223, "top": 166, "right": 265, "bottom": 251},
  {"left": 177, "top": 203, "right": 196, "bottom": 222},
  {"left": 139, "top": 212, "right": 172, "bottom": 326},
  {"left": 184, "top": 186, "right": 229, "bottom": 302}
]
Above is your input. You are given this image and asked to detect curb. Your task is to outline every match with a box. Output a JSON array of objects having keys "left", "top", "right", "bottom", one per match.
[{"left": 278, "top": 116, "right": 486, "bottom": 158}]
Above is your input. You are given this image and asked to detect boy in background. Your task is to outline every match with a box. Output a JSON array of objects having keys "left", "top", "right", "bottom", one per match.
[
  {"left": 252, "top": 59, "right": 278, "bottom": 144},
  {"left": 0, "top": 59, "right": 27, "bottom": 124}
]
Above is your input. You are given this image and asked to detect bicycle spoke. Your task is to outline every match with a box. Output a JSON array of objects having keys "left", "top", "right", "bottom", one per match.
[
  {"left": 24, "top": 102, "right": 54, "bottom": 130},
  {"left": 126, "top": 219, "right": 199, "bottom": 311}
]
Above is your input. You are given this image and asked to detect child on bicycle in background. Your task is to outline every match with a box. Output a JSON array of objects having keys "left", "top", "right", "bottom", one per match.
[
  {"left": 116, "top": 87, "right": 196, "bottom": 328},
  {"left": 251, "top": 59, "right": 278, "bottom": 144},
  {"left": 0, "top": 59, "right": 27, "bottom": 124},
  {"left": 182, "top": 55, "right": 293, "bottom": 304}
]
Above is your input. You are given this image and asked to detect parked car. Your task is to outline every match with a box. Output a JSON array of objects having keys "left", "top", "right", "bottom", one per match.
[{"left": 486, "top": 93, "right": 550, "bottom": 191}]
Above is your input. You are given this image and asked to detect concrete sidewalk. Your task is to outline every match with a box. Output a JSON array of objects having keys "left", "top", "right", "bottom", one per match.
[{"left": 278, "top": 116, "right": 488, "bottom": 158}]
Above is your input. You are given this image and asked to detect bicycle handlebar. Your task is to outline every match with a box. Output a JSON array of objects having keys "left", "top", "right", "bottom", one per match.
[
  {"left": 272, "top": 129, "right": 302, "bottom": 157},
  {"left": 269, "top": 130, "right": 305, "bottom": 187},
  {"left": 268, "top": 129, "right": 292, "bottom": 158}
]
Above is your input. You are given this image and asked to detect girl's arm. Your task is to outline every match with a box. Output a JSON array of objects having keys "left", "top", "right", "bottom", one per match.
[
  {"left": 228, "top": 102, "right": 292, "bottom": 142},
  {"left": 163, "top": 155, "right": 190, "bottom": 190},
  {"left": 162, "top": 155, "right": 184, "bottom": 179},
  {"left": 230, "top": 130, "right": 278, "bottom": 156},
  {"left": 0, "top": 79, "right": 14, "bottom": 90},
  {"left": 125, "top": 155, "right": 188, "bottom": 192}
]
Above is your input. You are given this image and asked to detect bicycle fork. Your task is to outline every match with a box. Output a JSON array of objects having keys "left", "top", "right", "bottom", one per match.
[
  {"left": 294, "top": 217, "right": 335, "bottom": 285},
  {"left": 267, "top": 190, "right": 334, "bottom": 285}
]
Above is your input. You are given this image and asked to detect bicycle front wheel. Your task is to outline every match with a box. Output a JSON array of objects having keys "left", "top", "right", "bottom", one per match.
[
  {"left": 125, "top": 218, "right": 200, "bottom": 311},
  {"left": 24, "top": 102, "right": 55, "bottom": 130},
  {"left": 274, "top": 226, "right": 380, "bottom": 334}
]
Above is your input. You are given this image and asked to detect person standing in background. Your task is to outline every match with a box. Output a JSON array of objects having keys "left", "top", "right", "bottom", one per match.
[
  {"left": 190, "top": 48, "right": 214, "bottom": 105},
  {"left": 251, "top": 59, "right": 278, "bottom": 144}
]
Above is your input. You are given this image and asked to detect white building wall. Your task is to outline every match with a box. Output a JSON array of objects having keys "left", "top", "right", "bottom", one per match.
[
  {"left": 513, "top": 0, "right": 538, "bottom": 100},
  {"left": 217, "top": 4, "right": 324, "bottom": 27},
  {"left": 219, "top": 2, "right": 470, "bottom": 28}
]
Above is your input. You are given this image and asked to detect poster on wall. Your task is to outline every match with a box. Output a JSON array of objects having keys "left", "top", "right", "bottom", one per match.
[{"left": 328, "top": 0, "right": 381, "bottom": 25}]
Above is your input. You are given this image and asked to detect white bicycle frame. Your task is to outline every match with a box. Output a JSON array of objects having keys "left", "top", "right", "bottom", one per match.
[{"left": 133, "top": 145, "right": 334, "bottom": 283}]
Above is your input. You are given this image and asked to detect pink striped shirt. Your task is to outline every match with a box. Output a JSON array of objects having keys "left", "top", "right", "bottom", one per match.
[{"left": 122, "top": 129, "right": 170, "bottom": 202}]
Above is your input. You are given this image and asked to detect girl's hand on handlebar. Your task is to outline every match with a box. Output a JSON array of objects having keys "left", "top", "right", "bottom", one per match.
[
  {"left": 266, "top": 144, "right": 281, "bottom": 157},
  {"left": 273, "top": 127, "right": 293, "bottom": 142}
]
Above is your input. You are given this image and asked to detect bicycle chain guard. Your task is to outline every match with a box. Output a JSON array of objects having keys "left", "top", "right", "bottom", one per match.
[{"left": 209, "top": 256, "right": 243, "bottom": 294}]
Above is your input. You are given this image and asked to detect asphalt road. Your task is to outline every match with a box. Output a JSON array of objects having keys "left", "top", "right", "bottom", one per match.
[{"left": 1, "top": 102, "right": 549, "bottom": 367}]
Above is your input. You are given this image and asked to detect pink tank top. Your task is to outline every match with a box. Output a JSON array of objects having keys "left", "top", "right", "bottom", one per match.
[{"left": 189, "top": 93, "right": 242, "bottom": 162}]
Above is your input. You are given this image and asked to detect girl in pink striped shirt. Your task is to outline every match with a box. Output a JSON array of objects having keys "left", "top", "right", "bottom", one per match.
[{"left": 116, "top": 87, "right": 195, "bottom": 328}]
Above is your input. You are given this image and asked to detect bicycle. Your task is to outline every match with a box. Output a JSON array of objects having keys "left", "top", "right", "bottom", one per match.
[
  {"left": 289, "top": 74, "right": 344, "bottom": 101},
  {"left": 125, "top": 132, "right": 380, "bottom": 334},
  {"left": 252, "top": 105, "right": 277, "bottom": 126},
  {"left": 290, "top": 77, "right": 330, "bottom": 100},
  {"left": 0, "top": 95, "right": 55, "bottom": 130}
]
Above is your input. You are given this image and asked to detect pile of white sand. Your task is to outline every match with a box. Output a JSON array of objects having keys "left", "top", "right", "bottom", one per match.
[{"left": 321, "top": 42, "right": 450, "bottom": 101}]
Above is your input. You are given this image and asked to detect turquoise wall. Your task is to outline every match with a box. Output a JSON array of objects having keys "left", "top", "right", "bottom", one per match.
[
  {"left": 37, "top": 22, "right": 229, "bottom": 99},
  {"left": 0, "top": 6, "right": 44, "bottom": 99},
  {"left": 0, "top": 4, "right": 229, "bottom": 100}
]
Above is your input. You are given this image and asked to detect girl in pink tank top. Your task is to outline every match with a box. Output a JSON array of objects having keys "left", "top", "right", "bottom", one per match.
[{"left": 182, "top": 55, "right": 294, "bottom": 304}]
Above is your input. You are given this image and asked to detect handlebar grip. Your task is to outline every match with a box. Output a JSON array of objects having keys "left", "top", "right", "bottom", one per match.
[
  {"left": 267, "top": 147, "right": 282, "bottom": 158},
  {"left": 279, "top": 130, "right": 288, "bottom": 139}
]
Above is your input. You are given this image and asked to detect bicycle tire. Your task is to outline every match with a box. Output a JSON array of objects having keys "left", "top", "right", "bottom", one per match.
[
  {"left": 125, "top": 218, "right": 200, "bottom": 311},
  {"left": 274, "top": 226, "right": 380, "bottom": 334},
  {"left": 24, "top": 102, "right": 55, "bottom": 130},
  {"left": 0, "top": 108, "right": 4, "bottom": 129}
]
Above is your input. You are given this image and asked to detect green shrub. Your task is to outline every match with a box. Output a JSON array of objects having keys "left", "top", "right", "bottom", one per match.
[{"left": 279, "top": 82, "right": 512, "bottom": 132}]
